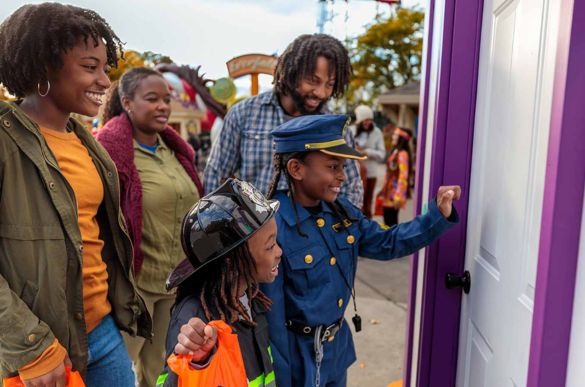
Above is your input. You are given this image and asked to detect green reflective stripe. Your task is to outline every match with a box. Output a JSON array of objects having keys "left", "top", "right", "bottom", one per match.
[
  {"left": 249, "top": 374, "right": 264, "bottom": 387},
  {"left": 248, "top": 371, "right": 276, "bottom": 387},
  {"left": 265, "top": 370, "right": 276, "bottom": 385},
  {"left": 249, "top": 375, "right": 261, "bottom": 387},
  {"left": 156, "top": 372, "right": 168, "bottom": 386},
  {"left": 267, "top": 345, "right": 273, "bottom": 363}
]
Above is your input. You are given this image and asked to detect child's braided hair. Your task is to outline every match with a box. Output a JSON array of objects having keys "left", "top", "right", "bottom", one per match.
[{"left": 176, "top": 242, "right": 271, "bottom": 325}]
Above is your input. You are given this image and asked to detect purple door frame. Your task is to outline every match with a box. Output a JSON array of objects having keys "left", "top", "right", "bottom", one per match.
[
  {"left": 401, "top": 0, "right": 436, "bottom": 383},
  {"left": 527, "top": 0, "right": 585, "bottom": 385},
  {"left": 407, "top": 0, "right": 585, "bottom": 385},
  {"left": 405, "top": 0, "right": 485, "bottom": 386}
]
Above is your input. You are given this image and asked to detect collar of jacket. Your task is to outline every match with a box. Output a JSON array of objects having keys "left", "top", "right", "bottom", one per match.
[
  {"left": 96, "top": 113, "right": 203, "bottom": 274},
  {"left": 0, "top": 101, "right": 42, "bottom": 135},
  {"left": 273, "top": 190, "right": 334, "bottom": 227},
  {"left": 259, "top": 90, "right": 279, "bottom": 106},
  {"left": 96, "top": 113, "right": 202, "bottom": 192},
  {"left": 0, "top": 101, "right": 118, "bottom": 187}
]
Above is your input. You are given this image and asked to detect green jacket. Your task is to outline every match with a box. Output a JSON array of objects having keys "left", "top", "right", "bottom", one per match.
[{"left": 0, "top": 101, "right": 152, "bottom": 377}]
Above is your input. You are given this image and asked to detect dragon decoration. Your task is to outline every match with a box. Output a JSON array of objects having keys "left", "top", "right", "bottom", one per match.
[{"left": 153, "top": 63, "right": 238, "bottom": 134}]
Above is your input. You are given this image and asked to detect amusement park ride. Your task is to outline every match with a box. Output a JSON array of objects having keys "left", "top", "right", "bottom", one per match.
[{"left": 317, "top": 0, "right": 401, "bottom": 33}]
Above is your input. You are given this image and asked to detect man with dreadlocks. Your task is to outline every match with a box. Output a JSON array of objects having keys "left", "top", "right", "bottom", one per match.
[
  {"left": 204, "top": 33, "right": 364, "bottom": 209},
  {"left": 0, "top": 3, "right": 151, "bottom": 386},
  {"left": 263, "top": 114, "right": 461, "bottom": 387},
  {"left": 158, "top": 179, "right": 281, "bottom": 386}
]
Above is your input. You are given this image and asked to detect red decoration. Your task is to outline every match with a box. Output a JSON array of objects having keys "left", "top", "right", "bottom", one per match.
[{"left": 200, "top": 110, "right": 217, "bottom": 133}]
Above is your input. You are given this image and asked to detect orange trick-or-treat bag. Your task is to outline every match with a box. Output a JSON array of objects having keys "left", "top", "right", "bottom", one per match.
[{"left": 167, "top": 320, "right": 248, "bottom": 386}]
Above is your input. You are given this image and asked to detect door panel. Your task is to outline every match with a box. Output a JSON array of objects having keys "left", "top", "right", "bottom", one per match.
[
  {"left": 455, "top": 0, "right": 560, "bottom": 385},
  {"left": 466, "top": 322, "right": 492, "bottom": 387}
]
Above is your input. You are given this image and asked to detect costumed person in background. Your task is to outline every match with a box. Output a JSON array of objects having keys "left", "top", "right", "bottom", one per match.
[
  {"left": 158, "top": 179, "right": 281, "bottom": 386},
  {"left": 0, "top": 4, "right": 151, "bottom": 386},
  {"left": 352, "top": 105, "right": 386, "bottom": 218},
  {"left": 381, "top": 120, "right": 397, "bottom": 154},
  {"left": 204, "top": 33, "right": 364, "bottom": 209},
  {"left": 376, "top": 127, "right": 414, "bottom": 227},
  {"left": 97, "top": 67, "right": 203, "bottom": 387},
  {"left": 263, "top": 114, "right": 460, "bottom": 387}
]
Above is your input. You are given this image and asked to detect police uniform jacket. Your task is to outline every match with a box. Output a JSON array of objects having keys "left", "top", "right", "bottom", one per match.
[{"left": 263, "top": 191, "right": 459, "bottom": 387}]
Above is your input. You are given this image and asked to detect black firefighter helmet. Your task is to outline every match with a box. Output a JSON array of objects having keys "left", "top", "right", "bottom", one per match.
[{"left": 166, "top": 178, "right": 279, "bottom": 290}]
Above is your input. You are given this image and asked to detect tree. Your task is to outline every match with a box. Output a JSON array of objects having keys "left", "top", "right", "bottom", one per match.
[
  {"left": 347, "top": 7, "right": 424, "bottom": 104},
  {"left": 141, "top": 51, "right": 173, "bottom": 67},
  {"left": 108, "top": 50, "right": 174, "bottom": 81},
  {"left": 0, "top": 84, "right": 14, "bottom": 101},
  {"left": 108, "top": 50, "right": 145, "bottom": 81}
]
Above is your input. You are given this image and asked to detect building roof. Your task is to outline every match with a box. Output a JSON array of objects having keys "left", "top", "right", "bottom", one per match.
[{"left": 378, "top": 82, "right": 420, "bottom": 105}]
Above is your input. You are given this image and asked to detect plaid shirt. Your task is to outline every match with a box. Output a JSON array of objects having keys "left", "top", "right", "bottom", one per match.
[{"left": 204, "top": 91, "right": 364, "bottom": 208}]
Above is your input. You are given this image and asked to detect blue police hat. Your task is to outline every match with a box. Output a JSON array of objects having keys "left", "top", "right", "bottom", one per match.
[{"left": 271, "top": 114, "right": 366, "bottom": 160}]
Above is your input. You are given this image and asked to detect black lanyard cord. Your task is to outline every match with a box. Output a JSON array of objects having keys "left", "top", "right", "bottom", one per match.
[{"left": 312, "top": 207, "right": 362, "bottom": 332}]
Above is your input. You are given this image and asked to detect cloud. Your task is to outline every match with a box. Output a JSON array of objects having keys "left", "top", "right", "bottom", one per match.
[{"left": 1, "top": 0, "right": 421, "bottom": 82}]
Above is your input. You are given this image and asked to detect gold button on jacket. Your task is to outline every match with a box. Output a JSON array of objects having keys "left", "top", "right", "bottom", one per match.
[
  {"left": 305, "top": 255, "right": 313, "bottom": 264},
  {"left": 346, "top": 235, "right": 355, "bottom": 244}
]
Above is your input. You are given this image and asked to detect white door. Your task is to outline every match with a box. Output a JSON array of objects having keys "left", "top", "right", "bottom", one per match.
[{"left": 455, "top": 0, "right": 561, "bottom": 386}]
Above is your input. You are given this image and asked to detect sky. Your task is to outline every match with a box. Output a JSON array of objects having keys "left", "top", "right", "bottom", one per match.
[{"left": 2, "top": 0, "right": 422, "bottom": 94}]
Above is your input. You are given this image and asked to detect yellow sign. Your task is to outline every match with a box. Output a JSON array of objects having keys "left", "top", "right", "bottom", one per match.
[{"left": 226, "top": 54, "right": 277, "bottom": 79}]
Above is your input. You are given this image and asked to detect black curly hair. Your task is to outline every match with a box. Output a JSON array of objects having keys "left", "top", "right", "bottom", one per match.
[
  {"left": 273, "top": 34, "right": 352, "bottom": 99},
  {"left": 175, "top": 243, "right": 272, "bottom": 325},
  {"left": 0, "top": 3, "right": 124, "bottom": 98}
]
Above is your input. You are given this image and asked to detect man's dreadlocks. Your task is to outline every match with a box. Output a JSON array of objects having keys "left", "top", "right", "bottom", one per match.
[
  {"left": 273, "top": 34, "right": 352, "bottom": 99},
  {"left": 0, "top": 3, "right": 124, "bottom": 98},
  {"left": 175, "top": 242, "right": 271, "bottom": 325}
]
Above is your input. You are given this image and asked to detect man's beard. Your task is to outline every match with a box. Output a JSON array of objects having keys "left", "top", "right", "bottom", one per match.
[{"left": 290, "top": 88, "right": 328, "bottom": 115}]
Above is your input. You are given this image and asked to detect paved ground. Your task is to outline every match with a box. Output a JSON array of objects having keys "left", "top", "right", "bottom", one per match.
[{"left": 346, "top": 198, "right": 415, "bottom": 387}]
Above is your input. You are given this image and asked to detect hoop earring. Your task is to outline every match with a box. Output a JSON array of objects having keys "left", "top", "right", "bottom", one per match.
[{"left": 38, "top": 80, "right": 50, "bottom": 97}]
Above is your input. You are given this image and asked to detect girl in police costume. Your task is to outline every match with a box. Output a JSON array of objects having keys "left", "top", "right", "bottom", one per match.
[
  {"left": 263, "top": 114, "right": 461, "bottom": 387},
  {"left": 158, "top": 178, "right": 281, "bottom": 386}
]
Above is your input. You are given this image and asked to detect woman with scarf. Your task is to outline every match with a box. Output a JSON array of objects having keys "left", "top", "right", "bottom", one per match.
[{"left": 97, "top": 67, "right": 203, "bottom": 387}]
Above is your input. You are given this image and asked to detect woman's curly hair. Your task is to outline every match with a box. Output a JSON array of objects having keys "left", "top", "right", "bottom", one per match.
[{"left": 0, "top": 3, "right": 124, "bottom": 98}]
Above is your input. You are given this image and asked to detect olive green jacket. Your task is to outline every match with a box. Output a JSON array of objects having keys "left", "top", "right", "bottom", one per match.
[{"left": 0, "top": 101, "right": 152, "bottom": 377}]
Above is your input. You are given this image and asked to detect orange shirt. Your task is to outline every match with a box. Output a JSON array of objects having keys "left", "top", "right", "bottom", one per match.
[
  {"left": 16, "top": 127, "right": 112, "bottom": 381},
  {"left": 40, "top": 127, "right": 111, "bottom": 332}
]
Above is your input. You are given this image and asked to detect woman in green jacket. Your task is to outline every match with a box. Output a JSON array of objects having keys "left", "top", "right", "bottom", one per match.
[{"left": 0, "top": 3, "right": 151, "bottom": 386}]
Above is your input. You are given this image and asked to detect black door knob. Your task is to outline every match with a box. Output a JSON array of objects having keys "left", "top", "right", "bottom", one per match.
[{"left": 445, "top": 271, "right": 471, "bottom": 294}]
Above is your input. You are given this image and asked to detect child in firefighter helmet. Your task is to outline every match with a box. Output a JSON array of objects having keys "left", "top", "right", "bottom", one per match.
[{"left": 158, "top": 178, "right": 281, "bottom": 386}]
